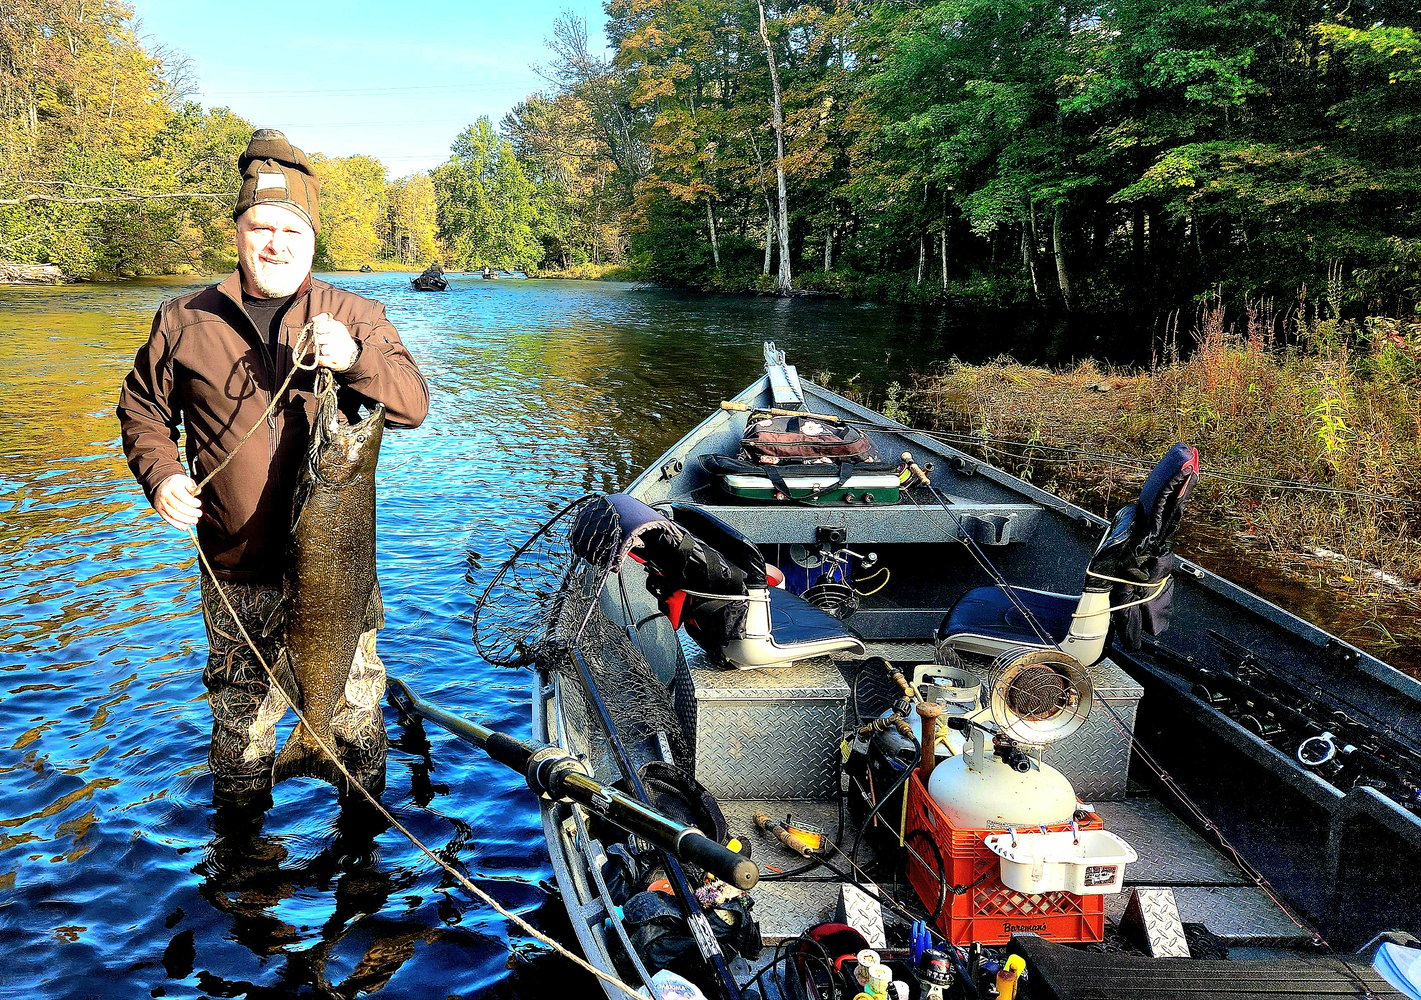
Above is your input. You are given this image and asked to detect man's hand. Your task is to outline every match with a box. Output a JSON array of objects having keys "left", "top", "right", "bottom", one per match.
[
  {"left": 154, "top": 474, "right": 202, "bottom": 530},
  {"left": 310, "top": 312, "right": 360, "bottom": 372}
]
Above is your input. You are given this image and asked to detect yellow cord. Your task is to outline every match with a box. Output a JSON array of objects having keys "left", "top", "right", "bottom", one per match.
[{"left": 854, "top": 566, "right": 890, "bottom": 597}]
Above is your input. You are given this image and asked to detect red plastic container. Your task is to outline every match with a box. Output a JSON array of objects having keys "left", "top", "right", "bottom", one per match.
[{"left": 902, "top": 773, "right": 1106, "bottom": 945}]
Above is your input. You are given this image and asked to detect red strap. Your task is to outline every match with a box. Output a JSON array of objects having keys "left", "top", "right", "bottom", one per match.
[{"left": 665, "top": 590, "right": 688, "bottom": 629}]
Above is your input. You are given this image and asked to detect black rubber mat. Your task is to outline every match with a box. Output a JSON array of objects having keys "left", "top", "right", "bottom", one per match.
[{"left": 1010, "top": 936, "right": 1403, "bottom": 999}]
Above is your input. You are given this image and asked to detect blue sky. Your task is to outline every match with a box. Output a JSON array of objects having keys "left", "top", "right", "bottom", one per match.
[{"left": 133, "top": 0, "right": 611, "bottom": 177}]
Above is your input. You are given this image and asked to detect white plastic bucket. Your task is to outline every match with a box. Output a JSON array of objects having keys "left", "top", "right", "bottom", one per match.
[{"left": 984, "top": 828, "right": 1137, "bottom": 895}]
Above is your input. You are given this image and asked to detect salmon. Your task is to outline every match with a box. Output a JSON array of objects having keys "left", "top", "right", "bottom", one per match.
[{"left": 271, "top": 368, "right": 385, "bottom": 785}]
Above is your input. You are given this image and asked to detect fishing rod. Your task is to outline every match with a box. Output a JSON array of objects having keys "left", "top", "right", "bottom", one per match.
[
  {"left": 1139, "top": 636, "right": 1421, "bottom": 812},
  {"left": 387, "top": 678, "right": 758, "bottom": 890}
]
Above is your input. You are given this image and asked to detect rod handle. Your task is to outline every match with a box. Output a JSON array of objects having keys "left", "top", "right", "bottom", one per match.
[
  {"left": 719, "top": 400, "right": 844, "bottom": 423},
  {"left": 900, "top": 452, "right": 931, "bottom": 486},
  {"left": 679, "top": 832, "right": 759, "bottom": 890}
]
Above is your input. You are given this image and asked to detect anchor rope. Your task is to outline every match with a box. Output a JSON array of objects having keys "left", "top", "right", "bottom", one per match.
[{"left": 158, "top": 325, "right": 643, "bottom": 999}]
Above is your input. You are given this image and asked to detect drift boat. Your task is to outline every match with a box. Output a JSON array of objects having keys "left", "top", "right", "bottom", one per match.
[{"left": 453, "top": 345, "right": 1421, "bottom": 1000}]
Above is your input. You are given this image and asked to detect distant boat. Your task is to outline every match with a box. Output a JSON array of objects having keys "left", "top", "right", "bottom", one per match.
[
  {"left": 411, "top": 264, "right": 448, "bottom": 291},
  {"left": 359, "top": 264, "right": 373, "bottom": 273}
]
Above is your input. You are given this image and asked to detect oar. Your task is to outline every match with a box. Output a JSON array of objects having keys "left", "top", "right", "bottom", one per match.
[{"left": 388, "top": 678, "right": 758, "bottom": 890}]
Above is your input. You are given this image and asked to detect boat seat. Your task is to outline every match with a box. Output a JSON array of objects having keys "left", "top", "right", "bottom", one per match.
[
  {"left": 937, "top": 585, "right": 1077, "bottom": 655},
  {"left": 664, "top": 503, "right": 865, "bottom": 669},
  {"left": 938, "top": 444, "right": 1199, "bottom": 666}
]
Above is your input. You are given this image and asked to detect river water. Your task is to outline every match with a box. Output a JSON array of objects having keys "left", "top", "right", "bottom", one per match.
[
  {"left": 0, "top": 274, "right": 1045, "bottom": 1000},
  {"left": 0, "top": 274, "right": 1411, "bottom": 998}
]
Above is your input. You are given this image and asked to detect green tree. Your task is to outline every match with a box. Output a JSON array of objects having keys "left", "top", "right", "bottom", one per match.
[{"left": 432, "top": 118, "right": 541, "bottom": 269}]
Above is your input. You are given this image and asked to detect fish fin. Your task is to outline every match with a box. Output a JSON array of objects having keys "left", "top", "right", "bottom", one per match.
[
  {"left": 259, "top": 596, "right": 287, "bottom": 641},
  {"left": 365, "top": 584, "right": 385, "bottom": 631},
  {"left": 272, "top": 725, "right": 347, "bottom": 787},
  {"left": 267, "top": 648, "right": 302, "bottom": 706}
]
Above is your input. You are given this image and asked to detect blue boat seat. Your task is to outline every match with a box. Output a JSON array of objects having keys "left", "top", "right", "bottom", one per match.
[
  {"left": 937, "top": 444, "right": 1199, "bottom": 665},
  {"left": 664, "top": 504, "right": 865, "bottom": 669},
  {"left": 939, "top": 585, "right": 1077, "bottom": 651}
]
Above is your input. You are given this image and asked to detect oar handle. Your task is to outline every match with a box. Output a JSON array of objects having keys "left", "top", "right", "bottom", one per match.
[
  {"left": 719, "top": 400, "right": 844, "bottom": 423},
  {"left": 679, "top": 832, "right": 760, "bottom": 890}
]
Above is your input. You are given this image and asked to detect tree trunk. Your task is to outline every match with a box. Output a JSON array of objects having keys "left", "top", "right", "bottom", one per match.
[
  {"left": 917, "top": 236, "right": 926, "bottom": 286},
  {"left": 707, "top": 199, "right": 720, "bottom": 268},
  {"left": 823, "top": 227, "right": 833, "bottom": 271},
  {"left": 1052, "top": 203, "right": 1072, "bottom": 308},
  {"left": 1022, "top": 227, "right": 1041, "bottom": 301},
  {"left": 940, "top": 228, "right": 948, "bottom": 290},
  {"left": 758, "top": 0, "right": 792, "bottom": 295},
  {"left": 764, "top": 197, "right": 774, "bottom": 275}
]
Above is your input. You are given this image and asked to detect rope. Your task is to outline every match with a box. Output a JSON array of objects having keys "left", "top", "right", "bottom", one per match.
[
  {"left": 194, "top": 323, "right": 317, "bottom": 490},
  {"left": 187, "top": 533, "right": 646, "bottom": 1000}
]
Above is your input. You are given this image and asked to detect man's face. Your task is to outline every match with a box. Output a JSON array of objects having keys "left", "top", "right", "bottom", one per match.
[{"left": 236, "top": 204, "right": 315, "bottom": 298}]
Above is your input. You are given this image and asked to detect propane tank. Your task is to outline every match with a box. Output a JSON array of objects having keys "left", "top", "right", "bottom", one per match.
[{"left": 927, "top": 726, "right": 1077, "bottom": 828}]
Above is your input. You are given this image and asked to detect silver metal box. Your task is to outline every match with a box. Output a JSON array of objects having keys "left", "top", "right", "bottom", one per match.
[
  {"left": 1039, "top": 655, "right": 1144, "bottom": 802},
  {"left": 677, "top": 635, "right": 849, "bottom": 799}
]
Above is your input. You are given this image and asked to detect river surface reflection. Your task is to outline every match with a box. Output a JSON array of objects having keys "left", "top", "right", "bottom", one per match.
[{"left": 0, "top": 275, "right": 1410, "bottom": 998}]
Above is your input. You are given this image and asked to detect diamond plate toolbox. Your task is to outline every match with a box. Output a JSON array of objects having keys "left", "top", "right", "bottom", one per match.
[
  {"left": 1039, "top": 656, "right": 1143, "bottom": 802},
  {"left": 685, "top": 655, "right": 849, "bottom": 800}
]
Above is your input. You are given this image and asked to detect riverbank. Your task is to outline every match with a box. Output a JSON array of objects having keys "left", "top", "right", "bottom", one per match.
[
  {"left": 864, "top": 307, "right": 1421, "bottom": 663},
  {"left": 0, "top": 261, "right": 76, "bottom": 284},
  {"left": 530, "top": 262, "right": 635, "bottom": 280}
]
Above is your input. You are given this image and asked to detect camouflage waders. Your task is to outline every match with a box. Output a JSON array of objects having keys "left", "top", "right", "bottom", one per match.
[{"left": 200, "top": 577, "right": 388, "bottom": 808}]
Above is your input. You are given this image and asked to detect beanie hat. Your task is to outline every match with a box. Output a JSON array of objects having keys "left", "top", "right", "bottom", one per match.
[{"left": 233, "top": 128, "right": 321, "bottom": 234}]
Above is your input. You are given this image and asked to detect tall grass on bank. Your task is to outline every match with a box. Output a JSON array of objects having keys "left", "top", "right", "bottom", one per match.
[{"left": 904, "top": 308, "right": 1421, "bottom": 594}]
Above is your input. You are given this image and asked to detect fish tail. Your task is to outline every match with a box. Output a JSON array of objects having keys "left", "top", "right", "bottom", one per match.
[{"left": 271, "top": 725, "right": 346, "bottom": 787}]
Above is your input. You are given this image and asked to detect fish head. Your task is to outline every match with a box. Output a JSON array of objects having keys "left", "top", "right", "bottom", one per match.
[{"left": 309, "top": 371, "right": 386, "bottom": 485}]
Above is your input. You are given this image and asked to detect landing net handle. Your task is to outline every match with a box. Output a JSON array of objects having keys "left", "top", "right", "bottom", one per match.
[{"left": 389, "top": 678, "right": 757, "bottom": 891}]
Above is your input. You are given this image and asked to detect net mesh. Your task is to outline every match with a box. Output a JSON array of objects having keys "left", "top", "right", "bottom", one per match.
[{"left": 473, "top": 495, "right": 688, "bottom": 780}]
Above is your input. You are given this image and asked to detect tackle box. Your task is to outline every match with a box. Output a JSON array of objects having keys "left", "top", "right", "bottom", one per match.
[{"left": 699, "top": 453, "right": 902, "bottom": 506}]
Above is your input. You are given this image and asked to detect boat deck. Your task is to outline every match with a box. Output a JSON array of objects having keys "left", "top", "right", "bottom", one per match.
[
  {"left": 723, "top": 792, "right": 1312, "bottom": 950},
  {"left": 679, "top": 634, "right": 1317, "bottom": 957}
]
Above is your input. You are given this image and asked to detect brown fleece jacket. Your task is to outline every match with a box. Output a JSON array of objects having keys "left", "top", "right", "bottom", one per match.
[{"left": 117, "top": 271, "right": 429, "bottom": 582}]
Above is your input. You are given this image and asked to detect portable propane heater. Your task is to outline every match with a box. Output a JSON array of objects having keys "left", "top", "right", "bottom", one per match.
[{"left": 905, "top": 646, "right": 1137, "bottom": 944}]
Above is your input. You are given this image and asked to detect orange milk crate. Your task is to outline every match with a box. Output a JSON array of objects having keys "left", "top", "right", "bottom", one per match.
[{"left": 902, "top": 772, "right": 1106, "bottom": 945}]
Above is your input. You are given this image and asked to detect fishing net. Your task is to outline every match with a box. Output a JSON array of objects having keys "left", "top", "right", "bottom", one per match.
[
  {"left": 472, "top": 494, "right": 689, "bottom": 781},
  {"left": 471, "top": 495, "right": 590, "bottom": 669}
]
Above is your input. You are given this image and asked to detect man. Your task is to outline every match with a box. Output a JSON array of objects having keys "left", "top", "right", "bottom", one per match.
[{"left": 117, "top": 129, "right": 429, "bottom": 812}]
